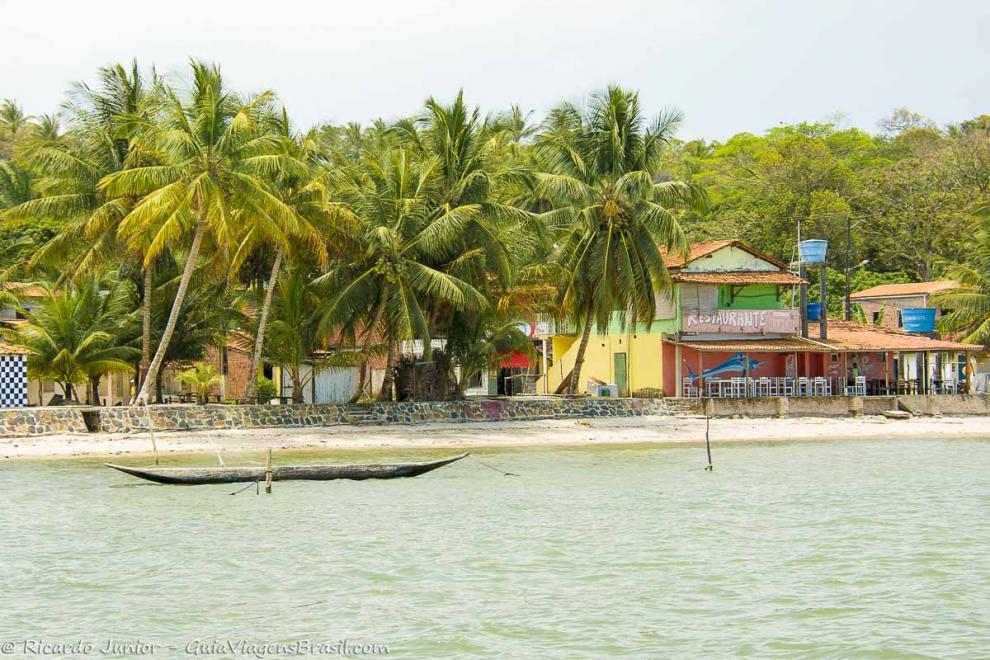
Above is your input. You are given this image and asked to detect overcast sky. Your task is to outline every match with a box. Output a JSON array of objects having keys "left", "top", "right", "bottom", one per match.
[{"left": 3, "top": 0, "right": 988, "bottom": 141}]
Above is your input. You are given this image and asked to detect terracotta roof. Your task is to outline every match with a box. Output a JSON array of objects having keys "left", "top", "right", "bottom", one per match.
[
  {"left": 672, "top": 271, "right": 805, "bottom": 285},
  {"left": 850, "top": 280, "right": 958, "bottom": 299},
  {"left": 2, "top": 282, "right": 47, "bottom": 298},
  {"left": 671, "top": 338, "right": 830, "bottom": 353},
  {"left": 663, "top": 240, "right": 789, "bottom": 270},
  {"left": 0, "top": 341, "right": 28, "bottom": 355},
  {"left": 810, "top": 320, "right": 981, "bottom": 352},
  {"left": 225, "top": 329, "right": 254, "bottom": 354}
]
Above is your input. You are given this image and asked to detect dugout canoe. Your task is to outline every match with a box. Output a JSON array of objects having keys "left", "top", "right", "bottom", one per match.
[{"left": 105, "top": 453, "right": 468, "bottom": 485}]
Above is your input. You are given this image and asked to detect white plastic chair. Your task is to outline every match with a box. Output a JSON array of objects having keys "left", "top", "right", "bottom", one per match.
[{"left": 757, "top": 377, "right": 771, "bottom": 397}]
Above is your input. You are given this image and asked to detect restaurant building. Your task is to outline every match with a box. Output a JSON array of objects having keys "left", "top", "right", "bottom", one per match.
[{"left": 539, "top": 240, "right": 981, "bottom": 397}]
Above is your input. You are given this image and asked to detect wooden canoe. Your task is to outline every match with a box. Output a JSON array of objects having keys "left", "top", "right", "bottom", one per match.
[{"left": 105, "top": 453, "right": 468, "bottom": 485}]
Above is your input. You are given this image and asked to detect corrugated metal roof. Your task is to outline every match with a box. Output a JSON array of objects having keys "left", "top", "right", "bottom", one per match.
[
  {"left": 663, "top": 240, "right": 789, "bottom": 270},
  {"left": 850, "top": 280, "right": 958, "bottom": 299},
  {"left": 673, "top": 272, "right": 805, "bottom": 285}
]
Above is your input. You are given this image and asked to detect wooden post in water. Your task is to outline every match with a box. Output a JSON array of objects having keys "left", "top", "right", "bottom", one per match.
[
  {"left": 704, "top": 398, "right": 714, "bottom": 471},
  {"left": 264, "top": 448, "right": 273, "bottom": 494}
]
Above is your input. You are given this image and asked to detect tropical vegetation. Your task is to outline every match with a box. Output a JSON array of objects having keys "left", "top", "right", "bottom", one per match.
[{"left": 2, "top": 61, "right": 989, "bottom": 404}]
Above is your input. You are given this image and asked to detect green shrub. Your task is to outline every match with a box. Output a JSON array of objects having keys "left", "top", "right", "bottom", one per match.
[{"left": 255, "top": 377, "right": 277, "bottom": 403}]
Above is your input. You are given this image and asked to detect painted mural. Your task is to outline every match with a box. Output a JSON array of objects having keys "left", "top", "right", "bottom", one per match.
[{"left": 684, "top": 352, "right": 767, "bottom": 383}]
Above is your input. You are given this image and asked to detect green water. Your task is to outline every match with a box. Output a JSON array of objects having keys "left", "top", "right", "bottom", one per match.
[{"left": 2, "top": 439, "right": 989, "bottom": 658}]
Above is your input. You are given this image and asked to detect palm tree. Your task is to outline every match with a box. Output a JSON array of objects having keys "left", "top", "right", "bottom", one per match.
[
  {"left": 318, "top": 146, "right": 488, "bottom": 401},
  {"left": 391, "top": 91, "right": 532, "bottom": 297},
  {"left": 99, "top": 60, "right": 293, "bottom": 405},
  {"left": 535, "top": 86, "right": 701, "bottom": 393},
  {"left": 446, "top": 310, "right": 536, "bottom": 396},
  {"left": 175, "top": 362, "right": 220, "bottom": 404},
  {"left": 0, "top": 160, "right": 34, "bottom": 210},
  {"left": 265, "top": 269, "right": 357, "bottom": 403},
  {"left": 235, "top": 109, "right": 342, "bottom": 401},
  {"left": 0, "top": 99, "right": 32, "bottom": 149},
  {"left": 2, "top": 279, "right": 138, "bottom": 401},
  {"left": 933, "top": 206, "right": 990, "bottom": 344}
]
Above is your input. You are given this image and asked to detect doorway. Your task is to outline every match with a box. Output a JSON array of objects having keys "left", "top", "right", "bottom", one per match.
[{"left": 614, "top": 352, "right": 628, "bottom": 397}]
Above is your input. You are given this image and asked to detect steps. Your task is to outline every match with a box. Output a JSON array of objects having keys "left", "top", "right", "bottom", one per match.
[{"left": 342, "top": 406, "right": 386, "bottom": 426}]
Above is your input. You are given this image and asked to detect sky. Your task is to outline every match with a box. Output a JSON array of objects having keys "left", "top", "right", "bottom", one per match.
[{"left": 2, "top": 0, "right": 988, "bottom": 141}]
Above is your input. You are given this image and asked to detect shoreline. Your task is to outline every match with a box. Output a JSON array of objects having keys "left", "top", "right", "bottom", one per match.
[{"left": 2, "top": 414, "right": 989, "bottom": 461}]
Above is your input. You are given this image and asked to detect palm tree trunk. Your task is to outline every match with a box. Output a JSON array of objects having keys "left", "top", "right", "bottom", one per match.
[
  {"left": 243, "top": 245, "right": 284, "bottom": 401},
  {"left": 140, "top": 262, "right": 153, "bottom": 386},
  {"left": 64, "top": 382, "right": 73, "bottom": 401},
  {"left": 567, "top": 307, "right": 596, "bottom": 395},
  {"left": 377, "top": 342, "right": 398, "bottom": 401},
  {"left": 134, "top": 215, "right": 207, "bottom": 405},
  {"left": 291, "top": 372, "right": 304, "bottom": 404},
  {"left": 349, "top": 292, "right": 387, "bottom": 404},
  {"left": 90, "top": 375, "right": 101, "bottom": 405}
]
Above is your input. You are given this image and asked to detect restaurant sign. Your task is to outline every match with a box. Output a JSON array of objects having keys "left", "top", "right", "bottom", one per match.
[{"left": 683, "top": 308, "right": 800, "bottom": 334}]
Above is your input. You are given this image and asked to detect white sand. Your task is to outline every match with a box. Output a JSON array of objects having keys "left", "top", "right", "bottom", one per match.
[{"left": 1, "top": 414, "right": 988, "bottom": 460}]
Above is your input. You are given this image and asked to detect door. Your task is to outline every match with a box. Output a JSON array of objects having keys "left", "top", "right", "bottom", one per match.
[
  {"left": 614, "top": 352, "right": 628, "bottom": 397},
  {"left": 314, "top": 367, "right": 359, "bottom": 403}
]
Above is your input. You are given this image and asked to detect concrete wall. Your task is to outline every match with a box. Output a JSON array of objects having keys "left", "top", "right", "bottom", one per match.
[{"left": 670, "top": 394, "right": 990, "bottom": 418}]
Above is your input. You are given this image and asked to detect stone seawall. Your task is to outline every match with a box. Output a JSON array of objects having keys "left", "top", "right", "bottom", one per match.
[
  {"left": 0, "top": 407, "right": 89, "bottom": 436},
  {"left": 0, "top": 398, "right": 671, "bottom": 436}
]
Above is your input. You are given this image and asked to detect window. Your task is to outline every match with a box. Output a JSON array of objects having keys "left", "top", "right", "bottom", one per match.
[
  {"left": 872, "top": 311, "right": 881, "bottom": 324},
  {"left": 897, "top": 310, "right": 903, "bottom": 328}
]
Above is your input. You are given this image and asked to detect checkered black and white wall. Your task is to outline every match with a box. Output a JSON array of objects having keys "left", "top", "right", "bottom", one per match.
[{"left": 0, "top": 354, "right": 28, "bottom": 408}]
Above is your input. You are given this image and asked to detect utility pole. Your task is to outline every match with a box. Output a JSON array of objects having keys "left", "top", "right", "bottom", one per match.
[
  {"left": 844, "top": 215, "right": 853, "bottom": 321},
  {"left": 798, "top": 218, "right": 809, "bottom": 338},
  {"left": 819, "top": 264, "right": 828, "bottom": 340}
]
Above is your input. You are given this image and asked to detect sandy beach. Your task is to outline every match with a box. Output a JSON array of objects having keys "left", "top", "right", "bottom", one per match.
[{"left": 1, "top": 414, "right": 988, "bottom": 460}]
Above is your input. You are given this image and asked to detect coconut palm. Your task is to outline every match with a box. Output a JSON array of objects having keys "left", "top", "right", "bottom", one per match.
[
  {"left": 0, "top": 160, "right": 33, "bottom": 209},
  {"left": 391, "top": 91, "right": 532, "bottom": 295},
  {"left": 99, "top": 60, "right": 293, "bottom": 405},
  {"left": 2, "top": 278, "right": 138, "bottom": 401},
  {"left": 535, "top": 86, "right": 701, "bottom": 393},
  {"left": 265, "top": 269, "right": 358, "bottom": 403},
  {"left": 446, "top": 310, "right": 536, "bottom": 396},
  {"left": 9, "top": 62, "right": 163, "bottom": 382},
  {"left": 318, "top": 146, "right": 488, "bottom": 401},
  {"left": 933, "top": 206, "right": 990, "bottom": 344},
  {"left": 0, "top": 99, "right": 32, "bottom": 149},
  {"left": 235, "top": 109, "right": 346, "bottom": 401}
]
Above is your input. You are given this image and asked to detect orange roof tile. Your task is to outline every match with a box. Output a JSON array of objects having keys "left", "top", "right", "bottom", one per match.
[
  {"left": 3, "top": 282, "right": 47, "bottom": 298},
  {"left": 663, "top": 240, "right": 789, "bottom": 270},
  {"left": 810, "top": 320, "right": 981, "bottom": 352},
  {"left": 850, "top": 280, "right": 958, "bottom": 299},
  {"left": 673, "top": 272, "right": 805, "bottom": 285},
  {"left": 672, "top": 338, "right": 830, "bottom": 353},
  {"left": 225, "top": 330, "right": 254, "bottom": 354},
  {"left": 0, "top": 341, "right": 28, "bottom": 355}
]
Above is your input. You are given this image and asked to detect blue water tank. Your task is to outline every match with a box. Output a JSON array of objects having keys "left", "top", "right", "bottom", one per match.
[
  {"left": 807, "top": 302, "right": 823, "bottom": 321},
  {"left": 798, "top": 239, "right": 829, "bottom": 264},
  {"left": 901, "top": 307, "right": 936, "bottom": 333}
]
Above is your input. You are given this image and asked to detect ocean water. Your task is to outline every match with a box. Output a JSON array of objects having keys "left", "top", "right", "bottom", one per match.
[{"left": 1, "top": 438, "right": 988, "bottom": 658}]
